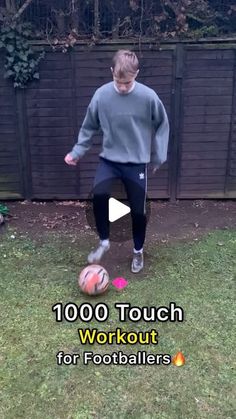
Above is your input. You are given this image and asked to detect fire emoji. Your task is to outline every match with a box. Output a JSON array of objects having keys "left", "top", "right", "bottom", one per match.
[{"left": 172, "top": 351, "right": 185, "bottom": 366}]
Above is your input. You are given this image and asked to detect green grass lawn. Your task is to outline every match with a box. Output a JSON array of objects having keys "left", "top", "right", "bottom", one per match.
[{"left": 0, "top": 229, "right": 235, "bottom": 419}]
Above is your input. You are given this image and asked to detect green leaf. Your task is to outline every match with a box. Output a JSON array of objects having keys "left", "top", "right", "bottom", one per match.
[
  {"left": 6, "top": 44, "right": 14, "bottom": 53},
  {"left": 6, "top": 56, "right": 14, "bottom": 63},
  {"left": 22, "top": 30, "right": 31, "bottom": 37},
  {"left": 18, "top": 52, "right": 28, "bottom": 61},
  {"left": 13, "top": 64, "right": 20, "bottom": 72},
  {"left": 0, "top": 204, "right": 9, "bottom": 215},
  {"left": 4, "top": 70, "right": 14, "bottom": 78},
  {"left": 1, "top": 26, "right": 8, "bottom": 33},
  {"left": 22, "top": 42, "right": 29, "bottom": 50},
  {"left": 33, "top": 72, "right": 39, "bottom": 79},
  {"left": 6, "top": 31, "right": 15, "bottom": 40}
]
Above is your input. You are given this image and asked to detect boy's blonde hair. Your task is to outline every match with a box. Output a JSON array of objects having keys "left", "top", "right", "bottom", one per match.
[{"left": 112, "top": 50, "right": 139, "bottom": 78}]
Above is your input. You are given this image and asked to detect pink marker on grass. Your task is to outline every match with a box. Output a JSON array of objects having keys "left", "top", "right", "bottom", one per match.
[{"left": 112, "top": 277, "right": 128, "bottom": 290}]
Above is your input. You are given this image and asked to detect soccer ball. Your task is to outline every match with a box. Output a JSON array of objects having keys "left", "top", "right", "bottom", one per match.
[{"left": 78, "top": 264, "right": 109, "bottom": 295}]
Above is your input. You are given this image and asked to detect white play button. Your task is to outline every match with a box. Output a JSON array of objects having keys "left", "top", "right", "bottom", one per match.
[
  {"left": 86, "top": 179, "right": 151, "bottom": 242},
  {"left": 109, "top": 197, "right": 130, "bottom": 223}
]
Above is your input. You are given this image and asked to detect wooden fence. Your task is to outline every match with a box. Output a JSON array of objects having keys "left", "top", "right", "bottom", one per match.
[{"left": 0, "top": 41, "right": 236, "bottom": 201}]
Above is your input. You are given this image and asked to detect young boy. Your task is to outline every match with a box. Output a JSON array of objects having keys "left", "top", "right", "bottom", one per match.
[{"left": 65, "top": 49, "right": 169, "bottom": 273}]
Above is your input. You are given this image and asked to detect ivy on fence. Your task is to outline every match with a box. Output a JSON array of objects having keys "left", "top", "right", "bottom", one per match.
[{"left": 0, "top": 22, "right": 44, "bottom": 88}]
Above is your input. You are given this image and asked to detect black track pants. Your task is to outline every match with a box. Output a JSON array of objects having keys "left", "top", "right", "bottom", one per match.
[{"left": 93, "top": 157, "right": 147, "bottom": 250}]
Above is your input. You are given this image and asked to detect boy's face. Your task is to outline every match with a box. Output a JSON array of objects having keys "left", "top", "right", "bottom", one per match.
[{"left": 111, "top": 68, "right": 139, "bottom": 94}]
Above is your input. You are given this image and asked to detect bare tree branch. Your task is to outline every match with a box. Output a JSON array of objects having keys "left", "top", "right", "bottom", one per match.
[
  {"left": 12, "top": 0, "right": 34, "bottom": 21},
  {"left": 6, "top": 0, "right": 17, "bottom": 13}
]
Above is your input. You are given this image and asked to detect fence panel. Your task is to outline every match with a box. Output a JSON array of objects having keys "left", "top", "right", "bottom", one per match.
[
  {"left": 25, "top": 51, "right": 77, "bottom": 199},
  {"left": 0, "top": 55, "right": 23, "bottom": 199},
  {"left": 225, "top": 50, "right": 236, "bottom": 198},
  {"left": 0, "top": 43, "right": 236, "bottom": 201},
  {"left": 24, "top": 46, "right": 173, "bottom": 200},
  {"left": 177, "top": 47, "right": 235, "bottom": 198}
]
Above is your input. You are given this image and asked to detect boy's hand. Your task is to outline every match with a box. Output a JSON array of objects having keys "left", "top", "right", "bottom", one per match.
[
  {"left": 152, "top": 165, "right": 159, "bottom": 174},
  {"left": 64, "top": 153, "right": 79, "bottom": 166}
]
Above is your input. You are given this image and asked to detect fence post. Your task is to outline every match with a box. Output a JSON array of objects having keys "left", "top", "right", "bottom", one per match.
[
  {"left": 69, "top": 50, "right": 80, "bottom": 196},
  {"left": 169, "top": 43, "right": 184, "bottom": 202},
  {"left": 224, "top": 49, "right": 236, "bottom": 198},
  {"left": 94, "top": 0, "right": 100, "bottom": 37},
  {"left": 15, "top": 88, "right": 32, "bottom": 199}
]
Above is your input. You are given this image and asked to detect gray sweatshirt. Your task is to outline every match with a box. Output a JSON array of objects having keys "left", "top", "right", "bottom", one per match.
[{"left": 70, "top": 81, "right": 169, "bottom": 168}]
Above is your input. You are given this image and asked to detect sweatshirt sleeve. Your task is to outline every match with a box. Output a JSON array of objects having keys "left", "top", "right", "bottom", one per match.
[
  {"left": 151, "top": 95, "right": 169, "bottom": 168},
  {"left": 70, "top": 91, "right": 100, "bottom": 160}
]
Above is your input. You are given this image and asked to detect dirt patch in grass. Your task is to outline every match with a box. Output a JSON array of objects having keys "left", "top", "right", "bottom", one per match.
[
  {"left": 1, "top": 199, "right": 236, "bottom": 279},
  {"left": 3, "top": 199, "right": 236, "bottom": 239}
]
